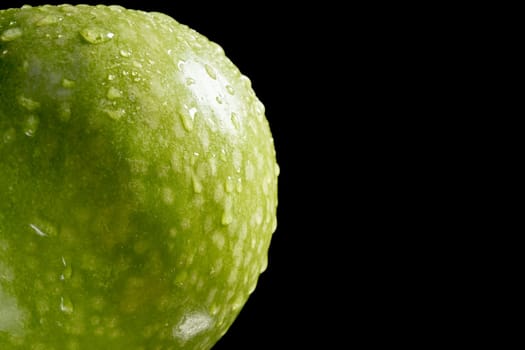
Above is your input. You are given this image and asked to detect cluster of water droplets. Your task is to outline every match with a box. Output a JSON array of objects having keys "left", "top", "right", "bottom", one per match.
[{"left": 1, "top": 6, "right": 278, "bottom": 348}]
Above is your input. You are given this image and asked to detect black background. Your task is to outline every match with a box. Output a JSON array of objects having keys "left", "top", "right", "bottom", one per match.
[{"left": 1, "top": 1, "right": 326, "bottom": 348}]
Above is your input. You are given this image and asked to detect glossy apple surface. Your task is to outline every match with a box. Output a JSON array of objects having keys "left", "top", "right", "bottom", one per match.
[{"left": 0, "top": 4, "right": 278, "bottom": 349}]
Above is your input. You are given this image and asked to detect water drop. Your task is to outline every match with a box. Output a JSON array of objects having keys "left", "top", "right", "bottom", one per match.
[
  {"left": 216, "top": 96, "right": 223, "bottom": 104},
  {"left": 204, "top": 64, "right": 217, "bottom": 80},
  {"left": 23, "top": 115, "right": 39, "bottom": 137},
  {"left": 1, "top": 28, "right": 23, "bottom": 42},
  {"left": 29, "top": 220, "right": 57, "bottom": 237},
  {"left": 162, "top": 187, "right": 174, "bottom": 204},
  {"left": 177, "top": 60, "right": 185, "bottom": 71},
  {"left": 225, "top": 176, "right": 234, "bottom": 193},
  {"left": 219, "top": 148, "right": 227, "bottom": 162},
  {"left": 232, "top": 295, "right": 244, "bottom": 311},
  {"left": 60, "top": 296, "right": 74, "bottom": 314},
  {"left": 17, "top": 96, "right": 40, "bottom": 111},
  {"left": 212, "top": 232, "right": 225, "bottom": 250},
  {"left": 232, "top": 149, "right": 242, "bottom": 172},
  {"left": 245, "top": 161, "right": 255, "bottom": 181},
  {"left": 119, "top": 49, "right": 131, "bottom": 57},
  {"left": 30, "top": 224, "right": 46, "bottom": 237},
  {"left": 61, "top": 78, "right": 75, "bottom": 88},
  {"left": 260, "top": 254, "right": 269, "bottom": 273},
  {"left": 80, "top": 27, "right": 115, "bottom": 44},
  {"left": 172, "top": 312, "right": 213, "bottom": 343},
  {"left": 104, "top": 109, "right": 125, "bottom": 120},
  {"left": 58, "top": 103, "right": 71, "bottom": 122},
  {"left": 60, "top": 257, "right": 72, "bottom": 280},
  {"left": 255, "top": 207, "right": 263, "bottom": 225},
  {"left": 59, "top": 4, "right": 78, "bottom": 13},
  {"left": 255, "top": 100, "right": 266, "bottom": 117},
  {"left": 230, "top": 112, "right": 240, "bottom": 130},
  {"left": 179, "top": 107, "right": 197, "bottom": 131},
  {"left": 108, "top": 5, "right": 125, "bottom": 12},
  {"left": 37, "top": 15, "right": 60, "bottom": 26},
  {"left": 107, "top": 74, "right": 116, "bottom": 81},
  {"left": 226, "top": 85, "right": 235, "bottom": 95},
  {"left": 221, "top": 212, "right": 233, "bottom": 226},
  {"left": 3, "top": 128, "right": 16, "bottom": 144},
  {"left": 186, "top": 77, "right": 195, "bottom": 86},
  {"left": 192, "top": 174, "right": 203, "bottom": 193},
  {"left": 221, "top": 197, "right": 233, "bottom": 226},
  {"left": 236, "top": 178, "right": 243, "bottom": 193},
  {"left": 106, "top": 87, "right": 122, "bottom": 100}
]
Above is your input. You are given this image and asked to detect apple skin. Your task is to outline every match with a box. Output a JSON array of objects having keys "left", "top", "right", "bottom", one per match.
[{"left": 0, "top": 5, "right": 278, "bottom": 350}]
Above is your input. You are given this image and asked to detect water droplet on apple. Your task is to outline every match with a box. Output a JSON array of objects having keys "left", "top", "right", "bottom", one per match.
[
  {"left": 232, "top": 149, "right": 242, "bottom": 172},
  {"left": 226, "top": 85, "right": 235, "bottom": 95},
  {"left": 23, "top": 115, "right": 39, "bottom": 137},
  {"left": 108, "top": 5, "right": 125, "bottom": 13},
  {"left": 231, "top": 295, "right": 244, "bottom": 311},
  {"left": 172, "top": 311, "right": 213, "bottom": 343},
  {"left": 131, "top": 70, "right": 139, "bottom": 79},
  {"left": 37, "top": 15, "right": 60, "bottom": 26},
  {"left": 60, "top": 257, "right": 72, "bottom": 280},
  {"left": 106, "top": 87, "right": 122, "bottom": 99},
  {"left": 104, "top": 108, "right": 125, "bottom": 120},
  {"left": 186, "top": 77, "right": 195, "bottom": 86},
  {"left": 221, "top": 212, "right": 233, "bottom": 226},
  {"left": 177, "top": 59, "right": 186, "bottom": 71},
  {"left": 212, "top": 232, "right": 225, "bottom": 250},
  {"left": 119, "top": 49, "right": 131, "bottom": 57},
  {"left": 221, "top": 197, "right": 233, "bottom": 225},
  {"left": 61, "top": 78, "right": 75, "bottom": 88},
  {"left": 219, "top": 148, "right": 227, "bottom": 162},
  {"left": 60, "top": 266, "right": 73, "bottom": 281},
  {"left": 107, "top": 74, "right": 116, "bottom": 81},
  {"left": 0, "top": 27, "right": 23, "bottom": 42},
  {"left": 29, "top": 219, "right": 57, "bottom": 237},
  {"left": 179, "top": 107, "right": 197, "bottom": 131},
  {"left": 80, "top": 27, "right": 115, "bottom": 44},
  {"left": 192, "top": 174, "right": 203, "bottom": 193},
  {"left": 60, "top": 296, "right": 74, "bottom": 314},
  {"left": 236, "top": 177, "right": 243, "bottom": 193},
  {"left": 230, "top": 112, "right": 240, "bottom": 130},
  {"left": 205, "top": 64, "right": 217, "bottom": 80},
  {"left": 3, "top": 128, "right": 16, "bottom": 144},
  {"left": 58, "top": 103, "right": 71, "bottom": 122},
  {"left": 17, "top": 95, "right": 40, "bottom": 111},
  {"left": 225, "top": 176, "right": 234, "bottom": 193},
  {"left": 59, "top": 4, "right": 78, "bottom": 13},
  {"left": 245, "top": 160, "right": 255, "bottom": 181},
  {"left": 260, "top": 254, "right": 269, "bottom": 272},
  {"left": 162, "top": 187, "right": 174, "bottom": 204},
  {"left": 216, "top": 95, "right": 223, "bottom": 104}
]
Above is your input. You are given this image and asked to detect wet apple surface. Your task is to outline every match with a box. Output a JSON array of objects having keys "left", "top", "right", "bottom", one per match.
[{"left": 0, "top": 5, "right": 278, "bottom": 350}]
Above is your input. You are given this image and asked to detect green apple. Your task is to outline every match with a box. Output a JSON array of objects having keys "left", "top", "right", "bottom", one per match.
[{"left": 0, "top": 4, "right": 278, "bottom": 350}]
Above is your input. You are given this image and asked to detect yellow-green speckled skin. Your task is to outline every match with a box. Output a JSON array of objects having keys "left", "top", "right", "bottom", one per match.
[{"left": 0, "top": 5, "right": 278, "bottom": 350}]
